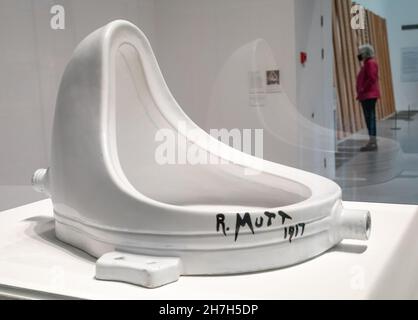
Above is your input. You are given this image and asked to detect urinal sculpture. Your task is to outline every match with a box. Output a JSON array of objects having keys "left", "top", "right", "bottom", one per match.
[{"left": 32, "top": 20, "right": 371, "bottom": 288}]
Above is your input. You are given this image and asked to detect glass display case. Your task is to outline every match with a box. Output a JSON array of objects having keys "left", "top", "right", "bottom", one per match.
[{"left": 1, "top": 0, "right": 418, "bottom": 301}]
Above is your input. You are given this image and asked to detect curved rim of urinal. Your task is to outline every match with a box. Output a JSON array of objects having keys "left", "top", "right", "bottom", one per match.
[
  {"left": 33, "top": 20, "right": 371, "bottom": 284},
  {"left": 100, "top": 21, "right": 338, "bottom": 222},
  {"left": 103, "top": 20, "right": 336, "bottom": 213}
]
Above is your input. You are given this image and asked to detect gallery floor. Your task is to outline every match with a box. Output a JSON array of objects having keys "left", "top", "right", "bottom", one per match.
[{"left": 336, "top": 111, "right": 418, "bottom": 205}]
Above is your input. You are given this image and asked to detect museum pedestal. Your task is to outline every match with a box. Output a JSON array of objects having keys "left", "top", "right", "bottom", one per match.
[{"left": 0, "top": 200, "right": 417, "bottom": 300}]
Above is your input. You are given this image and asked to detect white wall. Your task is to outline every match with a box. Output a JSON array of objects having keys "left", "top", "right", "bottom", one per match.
[
  {"left": 358, "top": 0, "right": 418, "bottom": 111},
  {"left": 0, "top": 0, "right": 156, "bottom": 210},
  {"left": 356, "top": 0, "right": 387, "bottom": 17},
  {"left": 154, "top": 0, "right": 298, "bottom": 119},
  {"left": 295, "top": 0, "right": 335, "bottom": 177},
  {"left": 386, "top": 0, "right": 418, "bottom": 111},
  {"left": 155, "top": 0, "right": 335, "bottom": 174}
]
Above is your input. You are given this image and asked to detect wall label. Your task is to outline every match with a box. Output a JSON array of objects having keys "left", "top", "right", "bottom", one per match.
[{"left": 401, "top": 47, "right": 418, "bottom": 82}]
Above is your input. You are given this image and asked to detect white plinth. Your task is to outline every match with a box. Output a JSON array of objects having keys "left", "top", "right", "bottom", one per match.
[{"left": 1, "top": 200, "right": 418, "bottom": 300}]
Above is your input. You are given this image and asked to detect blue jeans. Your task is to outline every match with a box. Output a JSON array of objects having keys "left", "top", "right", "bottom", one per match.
[{"left": 361, "top": 99, "right": 377, "bottom": 138}]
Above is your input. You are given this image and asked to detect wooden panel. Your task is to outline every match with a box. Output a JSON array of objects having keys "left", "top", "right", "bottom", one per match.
[
  {"left": 333, "top": 0, "right": 351, "bottom": 138},
  {"left": 333, "top": 0, "right": 396, "bottom": 139},
  {"left": 339, "top": 0, "right": 356, "bottom": 133},
  {"left": 343, "top": 0, "right": 361, "bottom": 132}
]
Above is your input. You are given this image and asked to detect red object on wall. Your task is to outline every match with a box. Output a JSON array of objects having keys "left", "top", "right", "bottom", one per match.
[{"left": 300, "top": 52, "right": 307, "bottom": 65}]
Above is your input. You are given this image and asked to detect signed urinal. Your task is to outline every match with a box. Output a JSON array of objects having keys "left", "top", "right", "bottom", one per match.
[{"left": 32, "top": 20, "right": 371, "bottom": 288}]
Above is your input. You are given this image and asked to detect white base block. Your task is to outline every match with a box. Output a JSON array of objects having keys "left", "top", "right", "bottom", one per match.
[{"left": 96, "top": 252, "right": 181, "bottom": 288}]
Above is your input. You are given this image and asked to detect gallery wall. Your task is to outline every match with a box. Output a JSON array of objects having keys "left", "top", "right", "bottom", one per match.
[
  {"left": 155, "top": 0, "right": 335, "bottom": 176},
  {"left": 385, "top": 0, "right": 418, "bottom": 111},
  {"left": 0, "top": 0, "right": 156, "bottom": 210},
  {"left": 294, "top": 0, "right": 335, "bottom": 177},
  {"left": 155, "top": 0, "right": 299, "bottom": 169}
]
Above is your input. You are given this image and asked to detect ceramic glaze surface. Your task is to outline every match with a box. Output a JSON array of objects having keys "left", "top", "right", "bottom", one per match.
[{"left": 32, "top": 20, "right": 371, "bottom": 287}]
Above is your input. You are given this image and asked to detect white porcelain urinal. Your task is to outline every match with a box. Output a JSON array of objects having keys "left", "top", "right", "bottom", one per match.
[{"left": 32, "top": 20, "right": 371, "bottom": 288}]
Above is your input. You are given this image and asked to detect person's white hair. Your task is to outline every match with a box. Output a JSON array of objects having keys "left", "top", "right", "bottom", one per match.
[{"left": 359, "top": 44, "right": 375, "bottom": 59}]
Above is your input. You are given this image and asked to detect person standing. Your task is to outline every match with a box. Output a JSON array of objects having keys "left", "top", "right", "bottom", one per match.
[{"left": 356, "top": 44, "right": 381, "bottom": 152}]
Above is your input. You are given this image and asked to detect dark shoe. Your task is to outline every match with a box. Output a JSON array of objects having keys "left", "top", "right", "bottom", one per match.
[{"left": 360, "top": 143, "right": 378, "bottom": 152}]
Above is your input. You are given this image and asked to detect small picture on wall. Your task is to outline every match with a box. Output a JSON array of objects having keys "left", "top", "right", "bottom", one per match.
[
  {"left": 266, "top": 70, "right": 281, "bottom": 93},
  {"left": 266, "top": 70, "right": 280, "bottom": 85}
]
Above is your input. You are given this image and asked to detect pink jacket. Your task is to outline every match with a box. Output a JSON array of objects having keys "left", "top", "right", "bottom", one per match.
[{"left": 356, "top": 58, "right": 381, "bottom": 101}]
